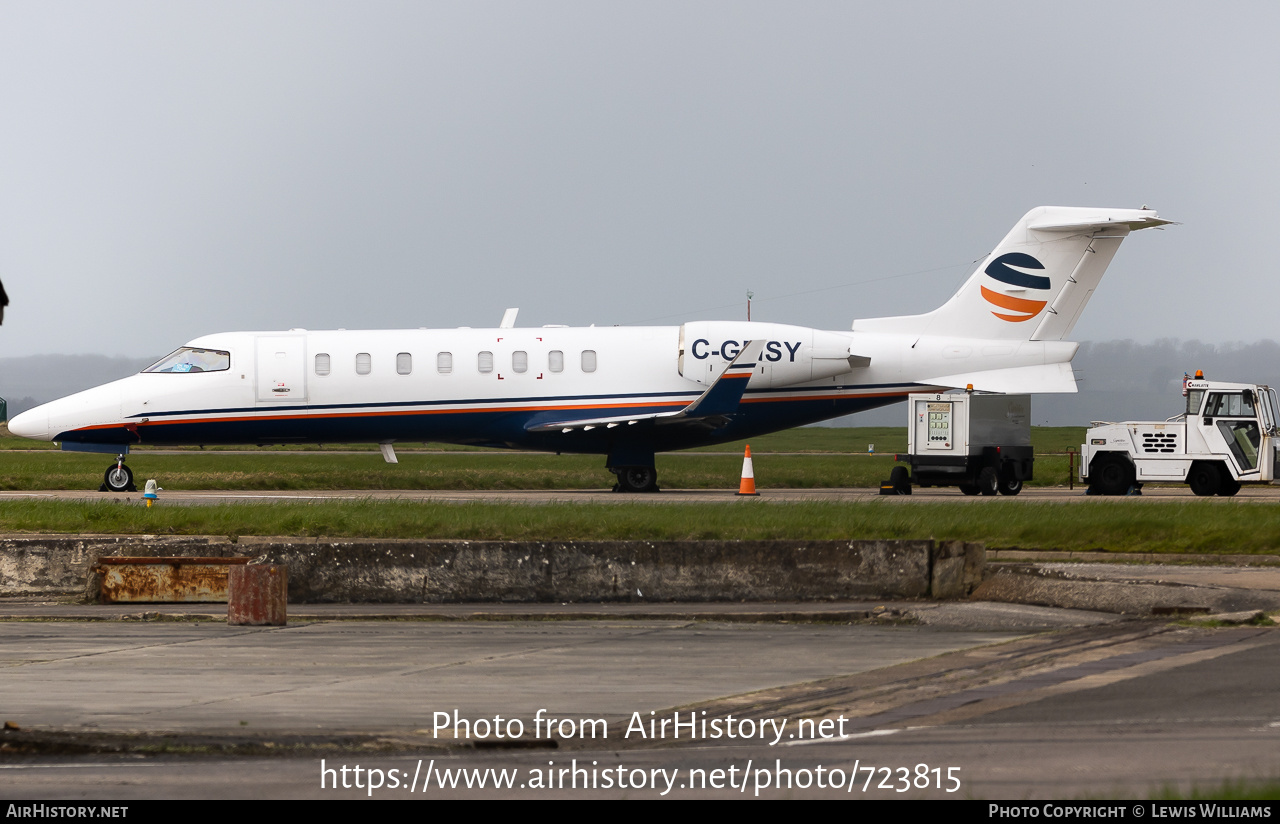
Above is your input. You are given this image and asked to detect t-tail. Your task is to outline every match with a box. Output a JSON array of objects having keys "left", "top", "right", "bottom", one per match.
[
  {"left": 855, "top": 206, "right": 1172, "bottom": 342},
  {"left": 853, "top": 206, "right": 1173, "bottom": 394}
]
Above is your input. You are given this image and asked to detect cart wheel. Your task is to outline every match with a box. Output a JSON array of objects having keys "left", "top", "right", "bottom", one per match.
[
  {"left": 1187, "top": 462, "right": 1222, "bottom": 497},
  {"left": 889, "top": 466, "right": 911, "bottom": 495},
  {"left": 1090, "top": 454, "right": 1132, "bottom": 496}
]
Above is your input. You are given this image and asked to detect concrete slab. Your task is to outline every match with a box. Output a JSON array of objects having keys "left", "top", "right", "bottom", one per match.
[
  {"left": 909, "top": 600, "right": 1122, "bottom": 630},
  {"left": 975, "top": 562, "right": 1280, "bottom": 616},
  {"left": 0, "top": 598, "right": 897, "bottom": 622},
  {"left": 0, "top": 620, "right": 1026, "bottom": 735},
  {"left": 1034, "top": 561, "right": 1280, "bottom": 591},
  {"left": 0, "top": 535, "right": 985, "bottom": 602}
]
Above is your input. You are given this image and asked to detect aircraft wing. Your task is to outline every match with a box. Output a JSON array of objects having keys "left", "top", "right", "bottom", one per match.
[{"left": 526, "top": 341, "right": 765, "bottom": 433}]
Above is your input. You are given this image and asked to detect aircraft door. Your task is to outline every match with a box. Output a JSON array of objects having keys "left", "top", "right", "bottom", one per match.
[{"left": 255, "top": 336, "right": 307, "bottom": 404}]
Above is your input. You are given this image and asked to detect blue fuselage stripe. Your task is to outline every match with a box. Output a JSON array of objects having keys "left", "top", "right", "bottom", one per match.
[
  {"left": 123, "top": 382, "right": 924, "bottom": 420},
  {"left": 58, "top": 389, "right": 919, "bottom": 451}
]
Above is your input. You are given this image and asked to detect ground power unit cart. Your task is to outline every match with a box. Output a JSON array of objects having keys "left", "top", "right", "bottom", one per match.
[{"left": 887, "top": 392, "right": 1033, "bottom": 496}]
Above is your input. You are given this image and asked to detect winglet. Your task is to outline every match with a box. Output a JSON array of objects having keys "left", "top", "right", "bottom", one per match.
[{"left": 676, "top": 340, "right": 764, "bottom": 418}]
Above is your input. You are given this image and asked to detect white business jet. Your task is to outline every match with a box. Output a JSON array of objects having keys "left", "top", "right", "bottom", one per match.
[{"left": 9, "top": 206, "right": 1171, "bottom": 492}]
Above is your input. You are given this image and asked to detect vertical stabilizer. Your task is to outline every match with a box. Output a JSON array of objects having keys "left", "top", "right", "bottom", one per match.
[{"left": 853, "top": 206, "right": 1171, "bottom": 341}]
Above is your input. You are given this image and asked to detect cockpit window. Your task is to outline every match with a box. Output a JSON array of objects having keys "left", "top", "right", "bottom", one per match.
[
  {"left": 1205, "top": 391, "right": 1256, "bottom": 418},
  {"left": 144, "top": 347, "right": 230, "bottom": 373}
]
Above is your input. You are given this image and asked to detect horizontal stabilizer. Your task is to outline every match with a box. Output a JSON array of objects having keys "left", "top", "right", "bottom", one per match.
[
  {"left": 921, "top": 362, "right": 1078, "bottom": 394},
  {"left": 1026, "top": 213, "right": 1175, "bottom": 232}
]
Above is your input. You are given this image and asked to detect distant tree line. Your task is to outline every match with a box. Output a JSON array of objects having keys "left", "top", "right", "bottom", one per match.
[{"left": 3, "top": 397, "right": 38, "bottom": 418}]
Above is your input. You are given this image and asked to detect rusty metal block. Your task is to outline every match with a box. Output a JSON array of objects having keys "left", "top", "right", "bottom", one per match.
[
  {"left": 227, "top": 565, "right": 288, "bottom": 626},
  {"left": 94, "top": 557, "right": 251, "bottom": 603}
]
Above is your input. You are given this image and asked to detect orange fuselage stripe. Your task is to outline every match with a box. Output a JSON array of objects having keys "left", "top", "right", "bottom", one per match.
[{"left": 70, "top": 388, "right": 911, "bottom": 432}]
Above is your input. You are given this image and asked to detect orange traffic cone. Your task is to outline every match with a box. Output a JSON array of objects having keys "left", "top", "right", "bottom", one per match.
[{"left": 736, "top": 444, "right": 759, "bottom": 496}]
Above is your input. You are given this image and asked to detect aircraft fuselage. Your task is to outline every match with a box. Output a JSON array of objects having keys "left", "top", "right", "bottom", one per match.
[{"left": 19, "top": 324, "right": 980, "bottom": 455}]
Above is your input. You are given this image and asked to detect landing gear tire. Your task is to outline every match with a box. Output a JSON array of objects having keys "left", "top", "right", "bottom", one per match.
[
  {"left": 959, "top": 482, "right": 980, "bottom": 496},
  {"left": 613, "top": 466, "right": 659, "bottom": 493},
  {"left": 998, "top": 470, "right": 1023, "bottom": 496},
  {"left": 1187, "top": 463, "right": 1222, "bottom": 497},
  {"left": 889, "top": 466, "right": 912, "bottom": 495},
  {"left": 977, "top": 467, "right": 999, "bottom": 496},
  {"left": 103, "top": 463, "right": 135, "bottom": 493},
  {"left": 1090, "top": 454, "right": 1131, "bottom": 496}
]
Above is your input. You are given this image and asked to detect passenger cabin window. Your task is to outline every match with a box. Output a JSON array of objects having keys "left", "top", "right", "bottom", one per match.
[
  {"left": 315, "top": 353, "right": 331, "bottom": 376},
  {"left": 478, "top": 351, "right": 494, "bottom": 373},
  {"left": 397, "top": 353, "right": 412, "bottom": 375},
  {"left": 581, "top": 350, "right": 597, "bottom": 373},
  {"left": 437, "top": 352, "right": 453, "bottom": 374},
  {"left": 549, "top": 350, "right": 564, "bottom": 373},
  {"left": 512, "top": 351, "right": 528, "bottom": 373},
  {"left": 144, "top": 347, "right": 230, "bottom": 373},
  {"left": 356, "top": 353, "right": 371, "bottom": 375}
]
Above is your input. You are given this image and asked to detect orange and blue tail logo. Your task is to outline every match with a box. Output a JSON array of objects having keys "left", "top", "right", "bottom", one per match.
[{"left": 980, "top": 252, "right": 1050, "bottom": 322}]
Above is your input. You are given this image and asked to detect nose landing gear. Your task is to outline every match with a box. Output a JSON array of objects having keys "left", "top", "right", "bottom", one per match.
[{"left": 101, "top": 455, "right": 136, "bottom": 492}]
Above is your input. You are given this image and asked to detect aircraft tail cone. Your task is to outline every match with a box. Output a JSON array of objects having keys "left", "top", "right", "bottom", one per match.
[{"left": 736, "top": 445, "right": 759, "bottom": 496}]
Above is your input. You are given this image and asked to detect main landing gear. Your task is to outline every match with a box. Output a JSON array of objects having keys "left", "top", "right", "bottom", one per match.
[
  {"left": 101, "top": 454, "right": 136, "bottom": 493},
  {"left": 612, "top": 465, "right": 659, "bottom": 493}
]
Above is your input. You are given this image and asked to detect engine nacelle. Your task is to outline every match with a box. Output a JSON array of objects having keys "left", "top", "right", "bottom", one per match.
[{"left": 678, "top": 321, "right": 862, "bottom": 388}]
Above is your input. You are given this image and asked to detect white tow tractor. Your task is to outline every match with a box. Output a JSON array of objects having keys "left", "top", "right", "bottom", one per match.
[{"left": 1081, "top": 373, "right": 1280, "bottom": 496}]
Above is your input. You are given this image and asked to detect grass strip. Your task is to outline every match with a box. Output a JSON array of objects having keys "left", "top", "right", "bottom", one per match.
[{"left": 0, "top": 499, "right": 1277, "bottom": 554}]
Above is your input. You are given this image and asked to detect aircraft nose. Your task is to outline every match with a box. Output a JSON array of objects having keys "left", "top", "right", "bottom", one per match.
[{"left": 7, "top": 407, "right": 50, "bottom": 440}]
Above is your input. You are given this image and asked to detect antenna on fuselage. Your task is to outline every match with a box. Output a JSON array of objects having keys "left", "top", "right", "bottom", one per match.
[{"left": 499, "top": 308, "right": 519, "bottom": 328}]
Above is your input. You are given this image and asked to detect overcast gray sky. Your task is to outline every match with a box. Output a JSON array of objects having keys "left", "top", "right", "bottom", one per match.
[{"left": 2, "top": 1, "right": 1276, "bottom": 358}]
